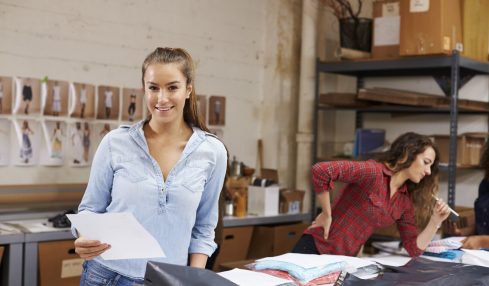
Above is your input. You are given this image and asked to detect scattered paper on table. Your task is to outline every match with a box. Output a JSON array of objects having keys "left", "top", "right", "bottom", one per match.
[{"left": 67, "top": 212, "right": 165, "bottom": 260}]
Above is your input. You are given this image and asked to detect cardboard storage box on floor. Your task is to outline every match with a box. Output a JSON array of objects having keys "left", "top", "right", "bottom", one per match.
[
  {"left": 247, "top": 185, "right": 279, "bottom": 216},
  {"left": 462, "top": 0, "right": 489, "bottom": 61},
  {"left": 400, "top": 0, "right": 462, "bottom": 56},
  {"left": 213, "top": 226, "right": 253, "bottom": 271},
  {"left": 247, "top": 223, "right": 309, "bottom": 259},
  {"left": 279, "top": 189, "right": 305, "bottom": 214},
  {"left": 431, "top": 133, "right": 489, "bottom": 166},
  {"left": 372, "top": 0, "right": 401, "bottom": 59},
  {"left": 38, "top": 240, "right": 83, "bottom": 286}
]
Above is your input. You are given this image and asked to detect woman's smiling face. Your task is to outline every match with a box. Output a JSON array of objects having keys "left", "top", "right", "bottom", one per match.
[{"left": 144, "top": 62, "right": 191, "bottom": 125}]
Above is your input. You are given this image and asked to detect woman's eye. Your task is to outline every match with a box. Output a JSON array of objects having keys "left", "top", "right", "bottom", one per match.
[
  {"left": 168, "top": 85, "right": 178, "bottom": 91},
  {"left": 148, "top": 86, "right": 158, "bottom": 91}
]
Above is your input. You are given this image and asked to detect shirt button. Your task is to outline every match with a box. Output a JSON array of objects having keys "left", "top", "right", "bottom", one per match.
[
  {"left": 484, "top": 208, "right": 487, "bottom": 213},
  {"left": 484, "top": 222, "right": 487, "bottom": 226}
]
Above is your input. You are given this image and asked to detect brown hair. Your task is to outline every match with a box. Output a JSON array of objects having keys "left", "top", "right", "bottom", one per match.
[
  {"left": 141, "top": 47, "right": 209, "bottom": 132},
  {"left": 375, "top": 132, "right": 440, "bottom": 229}
]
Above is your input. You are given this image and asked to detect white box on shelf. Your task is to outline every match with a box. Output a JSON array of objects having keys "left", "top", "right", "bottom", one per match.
[{"left": 247, "top": 185, "right": 279, "bottom": 216}]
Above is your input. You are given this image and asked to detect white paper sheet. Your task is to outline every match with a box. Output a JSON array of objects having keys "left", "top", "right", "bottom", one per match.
[
  {"left": 373, "top": 16, "right": 400, "bottom": 46},
  {"left": 257, "top": 253, "right": 373, "bottom": 270},
  {"left": 364, "top": 254, "right": 411, "bottom": 267},
  {"left": 67, "top": 212, "right": 165, "bottom": 260},
  {"left": 462, "top": 249, "right": 489, "bottom": 267},
  {"left": 218, "top": 269, "right": 293, "bottom": 286}
]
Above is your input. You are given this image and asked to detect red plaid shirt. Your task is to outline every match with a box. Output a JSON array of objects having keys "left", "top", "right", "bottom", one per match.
[{"left": 304, "top": 160, "right": 423, "bottom": 257}]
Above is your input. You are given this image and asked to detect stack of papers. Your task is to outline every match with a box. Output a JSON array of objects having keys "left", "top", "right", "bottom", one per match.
[{"left": 67, "top": 212, "right": 165, "bottom": 260}]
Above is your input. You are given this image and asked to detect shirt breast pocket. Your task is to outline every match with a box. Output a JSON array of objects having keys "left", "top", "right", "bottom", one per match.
[
  {"left": 182, "top": 167, "right": 207, "bottom": 193},
  {"left": 114, "top": 159, "right": 148, "bottom": 183},
  {"left": 367, "top": 192, "right": 386, "bottom": 227}
]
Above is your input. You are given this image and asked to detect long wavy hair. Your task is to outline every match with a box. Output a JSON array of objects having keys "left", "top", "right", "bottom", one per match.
[
  {"left": 375, "top": 132, "right": 440, "bottom": 229},
  {"left": 141, "top": 47, "right": 209, "bottom": 132}
]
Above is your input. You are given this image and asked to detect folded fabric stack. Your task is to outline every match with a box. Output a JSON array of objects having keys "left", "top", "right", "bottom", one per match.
[
  {"left": 250, "top": 259, "right": 346, "bottom": 285},
  {"left": 254, "top": 269, "right": 341, "bottom": 286},
  {"left": 424, "top": 237, "right": 464, "bottom": 260}
]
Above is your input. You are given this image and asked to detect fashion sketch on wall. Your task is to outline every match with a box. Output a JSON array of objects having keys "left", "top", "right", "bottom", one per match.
[
  {"left": 68, "top": 121, "right": 92, "bottom": 167},
  {"left": 196, "top": 95, "right": 207, "bottom": 124},
  {"left": 13, "top": 77, "right": 41, "bottom": 115},
  {"left": 97, "top": 85, "right": 120, "bottom": 120},
  {"left": 11, "top": 119, "right": 39, "bottom": 166},
  {"left": 69, "top": 82, "right": 95, "bottom": 119},
  {"left": 122, "top": 88, "right": 144, "bottom": 122},
  {"left": 0, "top": 76, "right": 12, "bottom": 115},
  {"left": 43, "top": 80, "right": 68, "bottom": 117},
  {"left": 39, "top": 120, "right": 65, "bottom": 166},
  {"left": 208, "top": 96, "right": 226, "bottom": 126},
  {"left": 0, "top": 119, "right": 10, "bottom": 165}
]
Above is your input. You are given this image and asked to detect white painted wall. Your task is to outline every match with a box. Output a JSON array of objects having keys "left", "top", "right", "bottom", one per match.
[{"left": 0, "top": 0, "right": 302, "bottom": 187}]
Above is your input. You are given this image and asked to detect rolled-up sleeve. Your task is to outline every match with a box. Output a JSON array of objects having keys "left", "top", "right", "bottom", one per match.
[
  {"left": 188, "top": 140, "right": 227, "bottom": 256},
  {"left": 397, "top": 203, "right": 423, "bottom": 257}
]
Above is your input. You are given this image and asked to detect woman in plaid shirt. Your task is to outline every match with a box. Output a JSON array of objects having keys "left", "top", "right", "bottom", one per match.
[{"left": 293, "top": 132, "right": 451, "bottom": 257}]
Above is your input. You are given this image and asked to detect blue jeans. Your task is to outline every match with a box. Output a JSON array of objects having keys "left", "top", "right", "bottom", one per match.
[
  {"left": 80, "top": 260, "right": 144, "bottom": 286},
  {"left": 291, "top": 234, "right": 320, "bottom": 255}
]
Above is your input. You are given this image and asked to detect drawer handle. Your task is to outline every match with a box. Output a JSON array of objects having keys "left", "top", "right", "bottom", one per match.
[
  {"left": 68, "top": 248, "right": 76, "bottom": 254},
  {"left": 224, "top": 235, "right": 235, "bottom": 240}
]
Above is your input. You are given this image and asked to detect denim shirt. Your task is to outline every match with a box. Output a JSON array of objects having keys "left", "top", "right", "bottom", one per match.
[{"left": 74, "top": 120, "right": 227, "bottom": 279}]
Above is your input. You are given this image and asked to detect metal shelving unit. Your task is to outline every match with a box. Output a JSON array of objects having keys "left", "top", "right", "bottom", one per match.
[{"left": 313, "top": 52, "right": 489, "bottom": 211}]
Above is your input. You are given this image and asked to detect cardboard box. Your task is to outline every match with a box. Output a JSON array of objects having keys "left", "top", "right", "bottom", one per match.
[
  {"left": 0, "top": 246, "right": 4, "bottom": 265},
  {"left": 431, "top": 133, "right": 489, "bottom": 166},
  {"left": 247, "top": 185, "right": 279, "bottom": 216},
  {"left": 279, "top": 189, "right": 305, "bottom": 214},
  {"left": 218, "top": 259, "right": 256, "bottom": 271},
  {"left": 462, "top": 0, "right": 489, "bottom": 61},
  {"left": 38, "top": 240, "right": 83, "bottom": 286},
  {"left": 372, "top": 0, "right": 401, "bottom": 59},
  {"left": 442, "top": 206, "right": 476, "bottom": 236},
  {"left": 213, "top": 226, "right": 253, "bottom": 271},
  {"left": 400, "top": 0, "right": 463, "bottom": 56},
  {"left": 373, "top": 224, "right": 400, "bottom": 238},
  {"left": 247, "top": 223, "right": 309, "bottom": 259}
]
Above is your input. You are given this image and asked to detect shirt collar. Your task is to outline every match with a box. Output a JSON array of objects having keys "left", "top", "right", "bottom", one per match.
[
  {"left": 128, "top": 119, "right": 205, "bottom": 156},
  {"left": 379, "top": 161, "right": 409, "bottom": 194}
]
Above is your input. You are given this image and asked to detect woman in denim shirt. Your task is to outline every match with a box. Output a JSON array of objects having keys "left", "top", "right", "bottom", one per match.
[{"left": 73, "top": 47, "right": 228, "bottom": 285}]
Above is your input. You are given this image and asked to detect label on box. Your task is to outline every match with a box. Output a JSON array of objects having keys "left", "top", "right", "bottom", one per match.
[
  {"left": 374, "top": 16, "right": 400, "bottom": 46},
  {"left": 410, "top": 0, "right": 429, "bottom": 13},
  {"left": 288, "top": 201, "right": 301, "bottom": 214},
  {"left": 382, "top": 2, "right": 399, "bottom": 17},
  {"left": 60, "top": 258, "right": 84, "bottom": 278},
  {"left": 443, "top": 36, "right": 450, "bottom": 51}
]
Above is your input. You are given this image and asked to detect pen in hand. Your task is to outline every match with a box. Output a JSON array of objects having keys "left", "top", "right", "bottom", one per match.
[{"left": 432, "top": 194, "right": 459, "bottom": 217}]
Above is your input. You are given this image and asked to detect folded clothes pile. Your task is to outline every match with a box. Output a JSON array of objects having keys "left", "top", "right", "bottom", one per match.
[
  {"left": 254, "top": 268, "right": 340, "bottom": 286},
  {"left": 249, "top": 259, "right": 345, "bottom": 285},
  {"left": 424, "top": 237, "right": 464, "bottom": 260}
]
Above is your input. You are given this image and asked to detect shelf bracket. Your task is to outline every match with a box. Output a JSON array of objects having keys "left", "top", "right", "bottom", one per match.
[{"left": 433, "top": 73, "right": 475, "bottom": 96}]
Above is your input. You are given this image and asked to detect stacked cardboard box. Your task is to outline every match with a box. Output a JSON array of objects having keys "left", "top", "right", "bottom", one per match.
[
  {"left": 400, "top": 0, "right": 463, "bottom": 56},
  {"left": 371, "top": 0, "right": 401, "bottom": 59}
]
